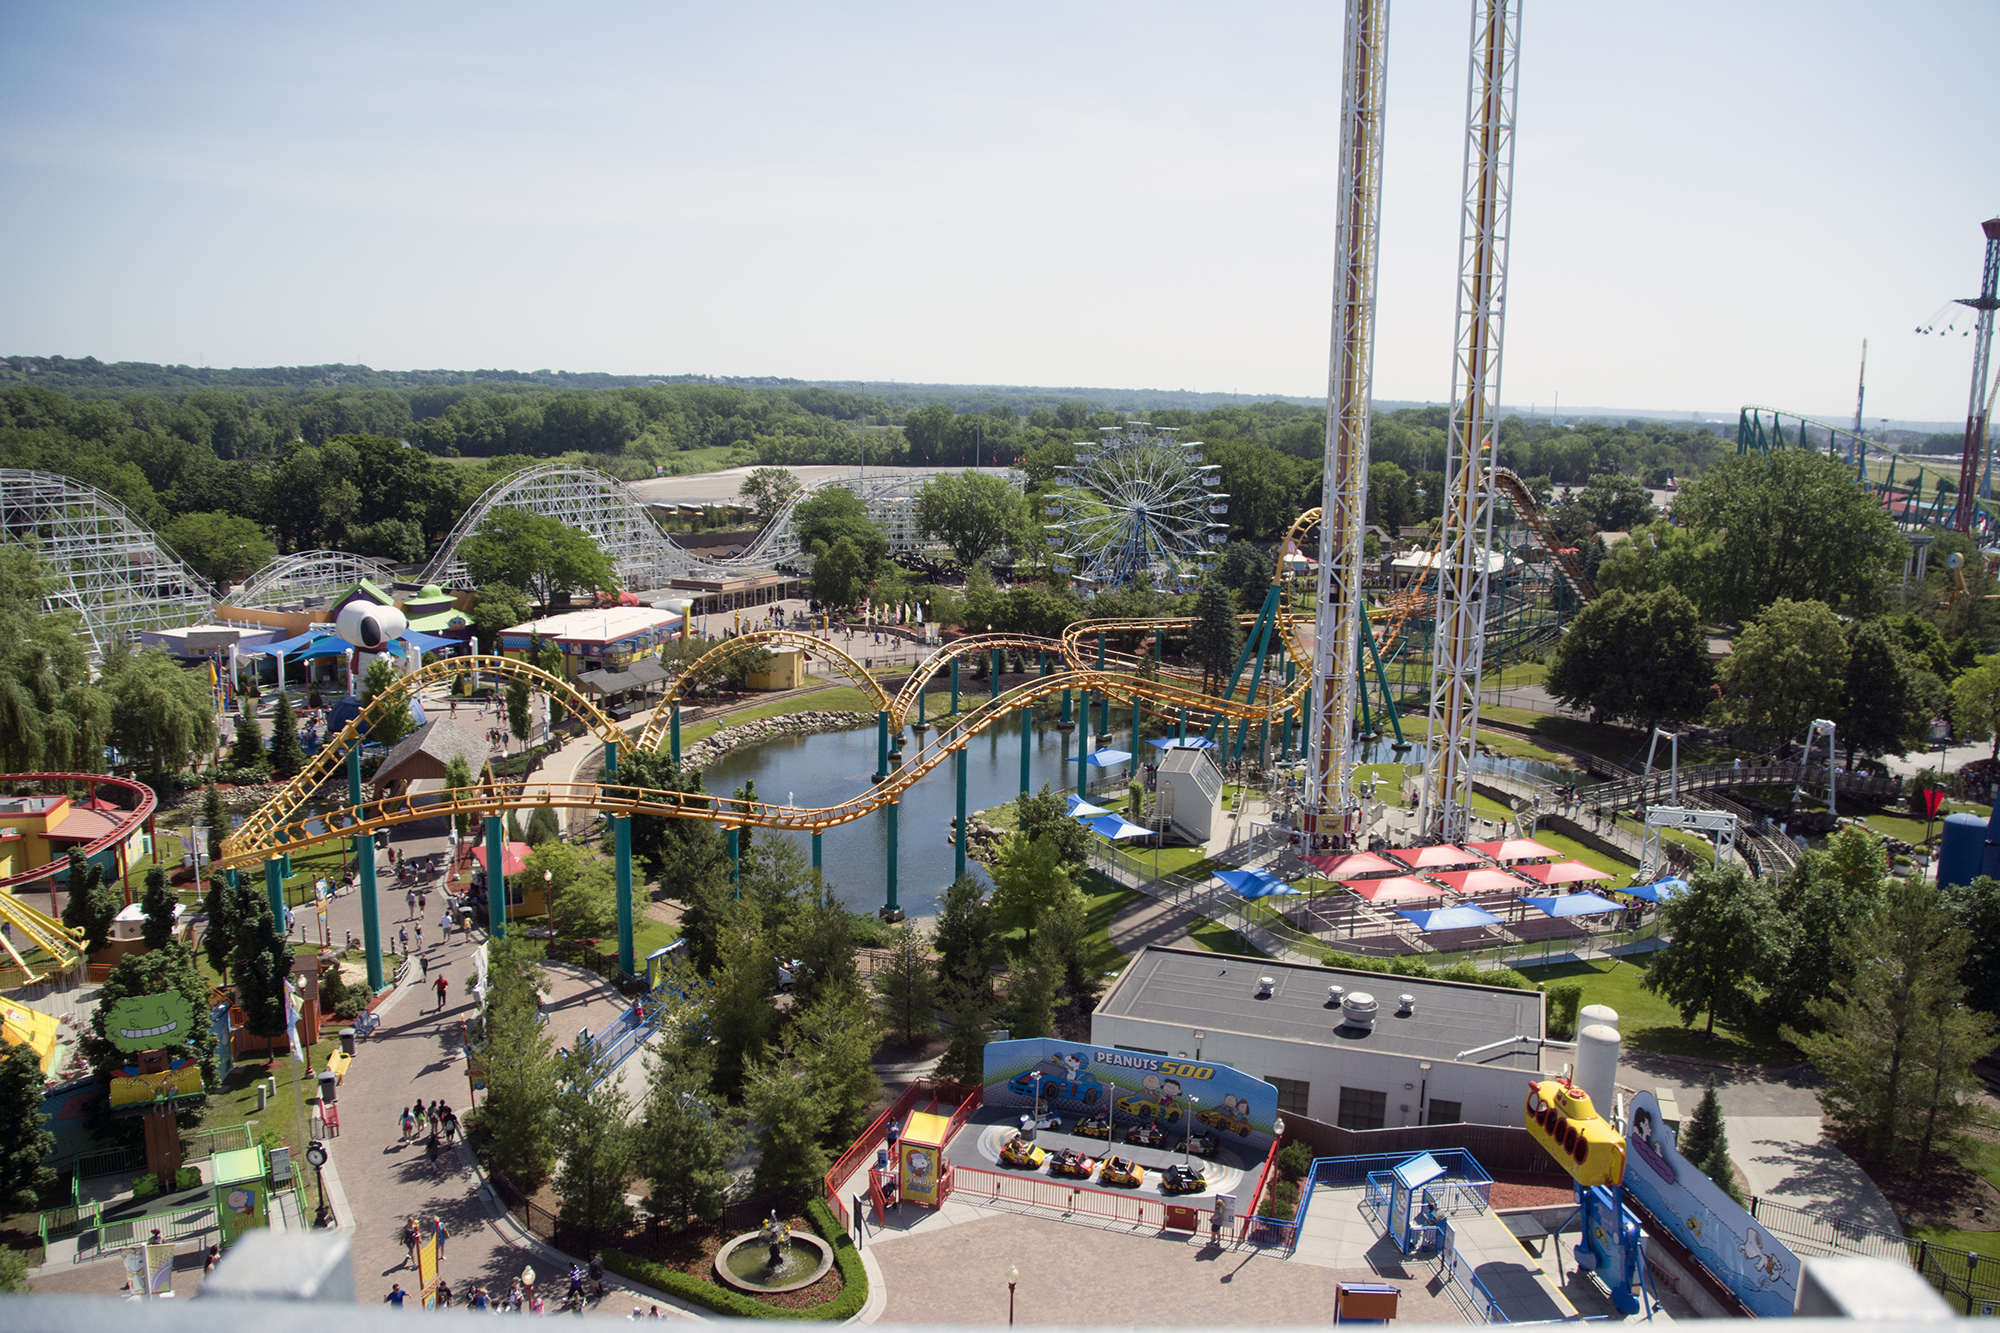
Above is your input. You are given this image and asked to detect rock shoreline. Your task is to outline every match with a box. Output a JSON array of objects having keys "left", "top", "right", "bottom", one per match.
[{"left": 684, "top": 710, "right": 875, "bottom": 770}]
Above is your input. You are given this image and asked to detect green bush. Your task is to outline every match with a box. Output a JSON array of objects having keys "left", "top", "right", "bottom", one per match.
[
  {"left": 602, "top": 1197, "right": 866, "bottom": 1321},
  {"left": 130, "top": 1166, "right": 202, "bottom": 1199},
  {"left": 1545, "top": 983, "right": 1585, "bottom": 1040},
  {"left": 1258, "top": 1177, "right": 1300, "bottom": 1218},
  {"left": 1316, "top": 948, "right": 1531, "bottom": 992},
  {"left": 1275, "top": 1141, "right": 1312, "bottom": 1181}
]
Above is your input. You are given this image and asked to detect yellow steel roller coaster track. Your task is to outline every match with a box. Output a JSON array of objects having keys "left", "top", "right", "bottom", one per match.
[{"left": 216, "top": 604, "right": 1318, "bottom": 870}]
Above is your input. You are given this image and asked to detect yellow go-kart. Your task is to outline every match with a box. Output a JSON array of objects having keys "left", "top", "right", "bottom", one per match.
[
  {"left": 999, "top": 1134, "right": 1047, "bottom": 1170},
  {"left": 1075, "top": 1114, "right": 1113, "bottom": 1140},
  {"left": 1099, "top": 1155, "right": 1146, "bottom": 1188},
  {"left": 1047, "top": 1148, "right": 1098, "bottom": 1179}
]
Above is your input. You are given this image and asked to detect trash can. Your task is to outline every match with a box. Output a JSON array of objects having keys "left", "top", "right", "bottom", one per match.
[
  {"left": 317, "top": 1069, "right": 338, "bottom": 1104},
  {"left": 339, "top": 1027, "right": 356, "bottom": 1056}
]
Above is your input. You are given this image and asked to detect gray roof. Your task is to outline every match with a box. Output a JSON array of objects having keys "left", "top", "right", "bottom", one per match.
[
  {"left": 1095, "top": 946, "right": 1543, "bottom": 1066},
  {"left": 371, "top": 717, "right": 490, "bottom": 789},
  {"left": 576, "top": 658, "right": 669, "bottom": 694}
]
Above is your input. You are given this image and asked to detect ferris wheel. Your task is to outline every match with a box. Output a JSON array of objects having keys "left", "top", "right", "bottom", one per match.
[{"left": 1042, "top": 422, "right": 1229, "bottom": 591}]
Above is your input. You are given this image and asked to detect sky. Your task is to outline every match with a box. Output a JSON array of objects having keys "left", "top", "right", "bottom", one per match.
[{"left": 1, "top": 1, "right": 1994, "bottom": 423}]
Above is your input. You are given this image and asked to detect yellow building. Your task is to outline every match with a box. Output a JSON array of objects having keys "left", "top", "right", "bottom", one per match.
[
  {"left": 743, "top": 647, "right": 805, "bottom": 691},
  {"left": 0, "top": 794, "right": 145, "bottom": 883}
]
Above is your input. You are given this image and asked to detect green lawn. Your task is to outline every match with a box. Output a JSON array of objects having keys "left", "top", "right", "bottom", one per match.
[
  {"left": 1515, "top": 956, "right": 1799, "bottom": 1064},
  {"left": 675, "top": 685, "right": 881, "bottom": 749},
  {"left": 1187, "top": 917, "right": 1269, "bottom": 958}
]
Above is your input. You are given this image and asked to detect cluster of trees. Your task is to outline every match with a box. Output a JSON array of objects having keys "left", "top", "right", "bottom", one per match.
[{"left": 1648, "top": 836, "right": 1998, "bottom": 1174}]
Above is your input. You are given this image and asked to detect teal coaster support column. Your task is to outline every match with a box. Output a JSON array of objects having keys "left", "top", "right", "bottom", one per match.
[
  {"left": 265, "top": 858, "right": 286, "bottom": 936},
  {"left": 1096, "top": 633, "right": 1108, "bottom": 736},
  {"left": 727, "top": 828, "right": 741, "bottom": 897},
  {"left": 885, "top": 801, "right": 899, "bottom": 915},
  {"left": 1077, "top": 698, "right": 1090, "bottom": 799},
  {"left": 484, "top": 814, "right": 506, "bottom": 941},
  {"left": 614, "top": 816, "right": 635, "bottom": 978},
  {"left": 350, "top": 744, "right": 383, "bottom": 990},
  {"left": 1020, "top": 705, "right": 1032, "bottom": 796},
  {"left": 1060, "top": 689, "right": 1072, "bottom": 730},
  {"left": 917, "top": 683, "right": 926, "bottom": 727},
  {"left": 876, "top": 710, "right": 891, "bottom": 781},
  {"left": 992, "top": 647, "right": 1003, "bottom": 700},
  {"left": 669, "top": 704, "right": 681, "bottom": 767},
  {"left": 811, "top": 830, "right": 822, "bottom": 871},
  {"left": 951, "top": 658, "right": 959, "bottom": 715},
  {"left": 1178, "top": 707, "right": 1187, "bottom": 742},
  {"left": 1131, "top": 693, "right": 1141, "bottom": 753},
  {"left": 955, "top": 747, "right": 968, "bottom": 882}
]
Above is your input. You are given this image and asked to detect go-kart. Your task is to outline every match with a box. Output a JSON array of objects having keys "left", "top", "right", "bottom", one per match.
[
  {"left": 1098, "top": 1155, "right": 1146, "bottom": 1188},
  {"left": 1159, "top": 1163, "right": 1209, "bottom": 1196},
  {"left": 1015, "top": 1109, "right": 1062, "bottom": 1134},
  {"left": 1075, "top": 1114, "right": 1113, "bottom": 1140},
  {"left": 998, "top": 1135, "right": 1047, "bottom": 1169},
  {"left": 1179, "top": 1131, "right": 1220, "bottom": 1159},
  {"left": 1125, "top": 1121, "right": 1167, "bottom": 1148},
  {"left": 1046, "top": 1148, "right": 1098, "bottom": 1179}
]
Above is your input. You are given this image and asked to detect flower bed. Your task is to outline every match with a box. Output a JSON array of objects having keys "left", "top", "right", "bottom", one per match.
[{"left": 604, "top": 1197, "right": 865, "bottom": 1320}]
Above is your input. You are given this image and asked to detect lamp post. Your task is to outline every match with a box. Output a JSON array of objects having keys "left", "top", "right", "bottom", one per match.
[
  {"left": 1005, "top": 1262, "right": 1018, "bottom": 1325},
  {"left": 1418, "top": 1061, "right": 1431, "bottom": 1126},
  {"left": 1185, "top": 1094, "right": 1200, "bottom": 1165},
  {"left": 1193, "top": 1029, "right": 1205, "bottom": 1060},
  {"left": 544, "top": 869, "right": 555, "bottom": 945}
]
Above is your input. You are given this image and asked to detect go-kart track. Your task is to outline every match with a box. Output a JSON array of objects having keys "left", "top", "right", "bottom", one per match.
[{"left": 952, "top": 1106, "right": 1253, "bottom": 1205}]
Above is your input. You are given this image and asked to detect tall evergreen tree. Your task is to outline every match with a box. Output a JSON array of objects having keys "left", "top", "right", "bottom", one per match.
[
  {"left": 874, "top": 922, "right": 938, "bottom": 1046},
  {"left": 202, "top": 873, "right": 239, "bottom": 983},
  {"left": 201, "top": 783, "right": 227, "bottom": 862},
  {"left": 359, "top": 658, "right": 414, "bottom": 749},
  {"left": 443, "top": 755, "right": 478, "bottom": 838},
  {"left": 229, "top": 883, "right": 293, "bottom": 1041},
  {"left": 706, "top": 909, "right": 776, "bottom": 1097},
  {"left": 59, "top": 849, "right": 118, "bottom": 954},
  {"left": 636, "top": 1058, "right": 741, "bottom": 1230},
  {"left": 1677, "top": 1077, "right": 1744, "bottom": 1203},
  {"left": 0, "top": 1042, "right": 57, "bottom": 1212},
  {"left": 933, "top": 874, "right": 994, "bottom": 985},
  {"left": 266, "top": 692, "right": 305, "bottom": 779},
  {"left": 140, "top": 868, "right": 177, "bottom": 951},
  {"left": 553, "top": 1034, "right": 635, "bottom": 1240},
  {"left": 226, "top": 703, "right": 265, "bottom": 771},
  {"left": 1188, "top": 579, "right": 1243, "bottom": 698}
]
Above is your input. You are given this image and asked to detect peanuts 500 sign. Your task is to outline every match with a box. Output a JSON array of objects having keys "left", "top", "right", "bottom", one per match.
[{"left": 983, "top": 1038, "right": 1280, "bottom": 1155}]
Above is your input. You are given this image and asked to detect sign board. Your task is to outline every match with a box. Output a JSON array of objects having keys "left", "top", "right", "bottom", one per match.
[
  {"left": 983, "top": 1037, "right": 1280, "bottom": 1157},
  {"left": 105, "top": 991, "right": 199, "bottom": 1055},
  {"left": 1623, "top": 1090, "right": 1799, "bottom": 1317}
]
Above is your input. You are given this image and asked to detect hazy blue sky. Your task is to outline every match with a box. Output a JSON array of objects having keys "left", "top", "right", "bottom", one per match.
[{"left": 1, "top": 1, "right": 1993, "bottom": 422}]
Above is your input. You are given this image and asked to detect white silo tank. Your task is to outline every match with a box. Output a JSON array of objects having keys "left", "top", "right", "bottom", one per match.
[
  {"left": 1575, "top": 1022, "right": 1622, "bottom": 1119},
  {"left": 1579, "top": 1003, "right": 1620, "bottom": 1033}
]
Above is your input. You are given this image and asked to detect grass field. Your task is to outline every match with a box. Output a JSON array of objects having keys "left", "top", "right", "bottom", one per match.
[
  {"left": 1187, "top": 916, "right": 1269, "bottom": 958},
  {"left": 1514, "top": 955, "right": 1798, "bottom": 1064},
  {"left": 675, "top": 685, "right": 880, "bottom": 749}
]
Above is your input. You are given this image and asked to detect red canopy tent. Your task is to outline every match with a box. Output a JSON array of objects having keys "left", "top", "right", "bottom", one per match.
[
  {"left": 1430, "top": 867, "right": 1533, "bottom": 895},
  {"left": 1385, "top": 845, "right": 1480, "bottom": 871},
  {"left": 1462, "top": 837, "right": 1562, "bottom": 863},
  {"left": 1514, "top": 860, "right": 1615, "bottom": 885},
  {"left": 1305, "top": 851, "right": 1403, "bottom": 878},
  {"left": 1342, "top": 876, "right": 1460, "bottom": 904},
  {"left": 470, "top": 841, "right": 533, "bottom": 878}
]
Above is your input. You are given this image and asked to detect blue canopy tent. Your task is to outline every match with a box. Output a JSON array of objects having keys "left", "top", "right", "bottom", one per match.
[
  {"left": 1066, "top": 795, "right": 1114, "bottom": 819},
  {"left": 1065, "top": 749, "right": 1134, "bottom": 768},
  {"left": 386, "top": 627, "right": 462, "bottom": 656},
  {"left": 253, "top": 632, "right": 353, "bottom": 695},
  {"left": 1215, "top": 867, "right": 1300, "bottom": 899},
  {"left": 1086, "top": 814, "right": 1153, "bottom": 841},
  {"left": 1147, "top": 737, "right": 1218, "bottom": 751},
  {"left": 1619, "top": 878, "right": 1687, "bottom": 904},
  {"left": 1521, "top": 892, "right": 1625, "bottom": 918},
  {"left": 1394, "top": 904, "right": 1504, "bottom": 932}
]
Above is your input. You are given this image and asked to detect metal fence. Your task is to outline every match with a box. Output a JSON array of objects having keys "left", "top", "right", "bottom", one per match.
[
  {"left": 1915, "top": 1238, "right": 2000, "bottom": 1317},
  {"left": 180, "top": 1124, "right": 254, "bottom": 1163},
  {"left": 949, "top": 1165, "right": 1191, "bottom": 1235},
  {"left": 1436, "top": 1215, "right": 1510, "bottom": 1323},
  {"left": 1744, "top": 1193, "right": 1911, "bottom": 1264}
]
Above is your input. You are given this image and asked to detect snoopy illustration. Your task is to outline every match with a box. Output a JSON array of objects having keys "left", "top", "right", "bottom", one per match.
[
  {"left": 1062, "top": 1052, "right": 1085, "bottom": 1082},
  {"left": 1740, "top": 1227, "right": 1781, "bottom": 1286}
]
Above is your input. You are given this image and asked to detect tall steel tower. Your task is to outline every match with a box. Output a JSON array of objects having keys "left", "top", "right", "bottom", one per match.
[
  {"left": 1420, "top": 0, "right": 1523, "bottom": 842},
  {"left": 1304, "top": 0, "right": 1393, "bottom": 848},
  {"left": 1950, "top": 218, "right": 2000, "bottom": 531}
]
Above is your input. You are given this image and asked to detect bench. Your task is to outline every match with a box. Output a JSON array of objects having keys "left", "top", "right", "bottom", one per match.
[
  {"left": 353, "top": 1010, "right": 382, "bottom": 1039},
  {"left": 326, "top": 1051, "right": 353, "bottom": 1083}
]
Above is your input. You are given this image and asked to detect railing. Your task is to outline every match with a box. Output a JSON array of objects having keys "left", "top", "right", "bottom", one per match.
[
  {"left": 1436, "top": 1215, "right": 1510, "bottom": 1323},
  {"left": 822, "top": 1079, "right": 977, "bottom": 1230},
  {"left": 1746, "top": 1193, "right": 1911, "bottom": 1264},
  {"left": 1915, "top": 1237, "right": 2000, "bottom": 1316},
  {"left": 950, "top": 1164, "right": 1187, "bottom": 1234},
  {"left": 180, "top": 1124, "right": 254, "bottom": 1163},
  {"left": 93, "top": 1200, "right": 217, "bottom": 1252},
  {"left": 1084, "top": 843, "right": 1333, "bottom": 964},
  {"left": 1586, "top": 760, "right": 1899, "bottom": 810},
  {"left": 70, "top": 1145, "right": 145, "bottom": 1181}
]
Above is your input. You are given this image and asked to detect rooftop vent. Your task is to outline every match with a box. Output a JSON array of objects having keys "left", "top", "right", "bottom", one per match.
[
  {"left": 1397, "top": 993, "right": 1416, "bottom": 1017},
  {"left": 1326, "top": 984, "right": 1346, "bottom": 1008},
  {"left": 1256, "top": 976, "right": 1276, "bottom": 999},
  {"left": 1341, "top": 991, "right": 1379, "bottom": 1031}
]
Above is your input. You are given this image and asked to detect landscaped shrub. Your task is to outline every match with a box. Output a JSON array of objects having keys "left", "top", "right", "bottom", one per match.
[
  {"left": 1276, "top": 1141, "right": 1312, "bottom": 1181},
  {"left": 1545, "top": 982, "right": 1585, "bottom": 1040},
  {"left": 601, "top": 1197, "right": 866, "bottom": 1320},
  {"left": 1257, "top": 1177, "right": 1300, "bottom": 1218}
]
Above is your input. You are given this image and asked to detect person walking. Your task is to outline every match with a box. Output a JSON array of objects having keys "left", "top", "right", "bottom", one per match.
[
  {"left": 434, "top": 975, "right": 449, "bottom": 1011},
  {"left": 433, "top": 1216, "right": 449, "bottom": 1262},
  {"left": 385, "top": 1283, "right": 408, "bottom": 1307},
  {"left": 439, "top": 910, "right": 452, "bottom": 946},
  {"left": 400, "top": 1106, "right": 416, "bottom": 1142},
  {"left": 399, "top": 924, "right": 410, "bottom": 954},
  {"left": 415, "top": 923, "right": 424, "bottom": 953},
  {"left": 402, "top": 1216, "right": 420, "bottom": 1267},
  {"left": 406, "top": 888, "right": 417, "bottom": 919}
]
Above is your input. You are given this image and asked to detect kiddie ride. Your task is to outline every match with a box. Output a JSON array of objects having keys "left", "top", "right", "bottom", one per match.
[
  {"left": 1523, "top": 1077, "right": 1658, "bottom": 1318},
  {"left": 1158, "top": 1162, "right": 1208, "bottom": 1196},
  {"left": 999, "top": 1133, "right": 1046, "bottom": 1170},
  {"left": 1075, "top": 1114, "right": 1113, "bottom": 1140},
  {"left": 1124, "top": 1121, "right": 1168, "bottom": 1148},
  {"left": 1047, "top": 1148, "right": 1098, "bottom": 1180},
  {"left": 1098, "top": 1155, "right": 1146, "bottom": 1189}
]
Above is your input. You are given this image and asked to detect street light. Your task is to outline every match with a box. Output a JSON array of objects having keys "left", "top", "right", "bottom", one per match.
[
  {"left": 1193, "top": 1029, "right": 1206, "bottom": 1060},
  {"left": 1005, "top": 1262, "right": 1018, "bottom": 1325},
  {"left": 1185, "top": 1094, "right": 1200, "bottom": 1164},
  {"left": 544, "top": 870, "right": 555, "bottom": 943}
]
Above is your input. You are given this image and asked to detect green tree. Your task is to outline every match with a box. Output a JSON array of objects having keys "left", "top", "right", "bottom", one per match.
[
  {"left": 1544, "top": 587, "right": 1713, "bottom": 729},
  {"left": 792, "top": 486, "right": 888, "bottom": 576},
  {"left": 227, "top": 702, "right": 265, "bottom": 771},
  {"left": 0, "top": 545, "right": 111, "bottom": 772},
  {"left": 229, "top": 883, "right": 293, "bottom": 1040},
  {"left": 1949, "top": 655, "right": 2000, "bottom": 762},
  {"left": 635, "top": 1058, "right": 742, "bottom": 1230},
  {"left": 1366, "top": 461, "right": 1414, "bottom": 534},
  {"left": 807, "top": 535, "right": 871, "bottom": 610},
  {"left": 553, "top": 1034, "right": 635, "bottom": 1239},
  {"left": 1668, "top": 451, "right": 1901, "bottom": 622},
  {"left": 526, "top": 806, "right": 561, "bottom": 847},
  {"left": 738, "top": 466, "right": 803, "bottom": 515},
  {"left": 707, "top": 910, "right": 776, "bottom": 1097},
  {"left": 358, "top": 658, "right": 414, "bottom": 749},
  {"left": 1941, "top": 875, "right": 2000, "bottom": 1018},
  {"left": 0, "top": 1041, "right": 57, "bottom": 1212},
  {"left": 1716, "top": 598, "right": 1848, "bottom": 744},
  {"left": 1003, "top": 946, "right": 1058, "bottom": 1040},
  {"left": 443, "top": 755, "right": 478, "bottom": 837},
  {"left": 201, "top": 783, "right": 226, "bottom": 862},
  {"left": 470, "top": 583, "right": 534, "bottom": 641},
  {"left": 158, "top": 511, "right": 276, "bottom": 585},
  {"left": 478, "top": 939, "right": 563, "bottom": 1187},
  {"left": 1676, "top": 1077, "right": 1744, "bottom": 1206},
  {"left": 742, "top": 1045, "right": 831, "bottom": 1194},
  {"left": 1839, "top": 619, "right": 1939, "bottom": 766},
  {"left": 266, "top": 692, "right": 305, "bottom": 779},
  {"left": 1188, "top": 580, "right": 1242, "bottom": 698},
  {"left": 1643, "top": 861, "right": 1775, "bottom": 1035},
  {"left": 1789, "top": 876, "right": 2000, "bottom": 1167},
  {"left": 140, "top": 868, "right": 176, "bottom": 951},
  {"left": 1015, "top": 783, "right": 1093, "bottom": 868},
  {"left": 201, "top": 873, "right": 237, "bottom": 983},
  {"left": 1029, "top": 889, "right": 1103, "bottom": 1019},
  {"left": 504, "top": 675, "right": 532, "bottom": 750},
  {"left": 875, "top": 922, "right": 938, "bottom": 1046},
  {"left": 989, "top": 834, "right": 1074, "bottom": 944},
  {"left": 1573, "top": 473, "right": 1657, "bottom": 531},
  {"left": 915, "top": 471, "right": 1027, "bottom": 566},
  {"left": 934, "top": 874, "right": 995, "bottom": 985},
  {"left": 934, "top": 984, "right": 993, "bottom": 1085},
  {"left": 459, "top": 506, "right": 619, "bottom": 608},
  {"left": 1766, "top": 828, "right": 1889, "bottom": 1031},
  {"left": 791, "top": 982, "right": 879, "bottom": 1144},
  {"left": 101, "top": 646, "right": 219, "bottom": 774},
  {"left": 60, "top": 850, "right": 119, "bottom": 955}
]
